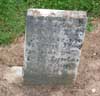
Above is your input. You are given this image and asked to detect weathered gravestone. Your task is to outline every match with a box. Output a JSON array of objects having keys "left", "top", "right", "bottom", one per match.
[{"left": 23, "top": 9, "right": 87, "bottom": 85}]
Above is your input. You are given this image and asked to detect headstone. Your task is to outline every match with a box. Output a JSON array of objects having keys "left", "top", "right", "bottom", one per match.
[{"left": 23, "top": 9, "right": 87, "bottom": 85}]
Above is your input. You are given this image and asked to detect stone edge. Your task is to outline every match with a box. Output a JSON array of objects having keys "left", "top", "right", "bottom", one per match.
[{"left": 27, "top": 8, "right": 87, "bottom": 19}]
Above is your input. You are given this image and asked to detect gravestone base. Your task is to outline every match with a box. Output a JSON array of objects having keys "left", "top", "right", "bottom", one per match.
[{"left": 23, "top": 72, "right": 74, "bottom": 85}]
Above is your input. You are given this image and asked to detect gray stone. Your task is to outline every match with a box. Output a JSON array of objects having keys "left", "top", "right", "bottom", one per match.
[{"left": 23, "top": 9, "right": 87, "bottom": 85}]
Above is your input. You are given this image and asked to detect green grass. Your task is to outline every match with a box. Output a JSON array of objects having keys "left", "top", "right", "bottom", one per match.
[
  {"left": 86, "top": 17, "right": 95, "bottom": 32},
  {"left": 0, "top": 0, "right": 26, "bottom": 45},
  {"left": 0, "top": 0, "right": 100, "bottom": 45}
]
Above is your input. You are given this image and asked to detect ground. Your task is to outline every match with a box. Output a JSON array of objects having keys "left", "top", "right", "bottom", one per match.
[{"left": 0, "top": 19, "right": 100, "bottom": 96}]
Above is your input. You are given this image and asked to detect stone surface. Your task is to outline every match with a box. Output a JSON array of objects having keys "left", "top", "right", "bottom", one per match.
[
  {"left": 3, "top": 66, "right": 23, "bottom": 84},
  {"left": 23, "top": 9, "right": 87, "bottom": 84}
]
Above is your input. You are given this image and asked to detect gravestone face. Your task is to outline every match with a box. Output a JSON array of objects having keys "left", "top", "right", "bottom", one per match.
[{"left": 23, "top": 9, "right": 87, "bottom": 85}]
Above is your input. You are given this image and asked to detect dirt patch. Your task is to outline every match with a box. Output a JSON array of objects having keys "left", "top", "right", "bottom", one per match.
[
  {"left": 0, "top": 36, "right": 24, "bottom": 66},
  {"left": 0, "top": 20, "right": 100, "bottom": 96}
]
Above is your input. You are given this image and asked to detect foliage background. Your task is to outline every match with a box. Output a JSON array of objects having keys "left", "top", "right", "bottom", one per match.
[{"left": 0, "top": 0, "right": 100, "bottom": 44}]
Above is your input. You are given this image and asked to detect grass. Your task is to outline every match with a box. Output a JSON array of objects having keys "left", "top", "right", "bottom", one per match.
[
  {"left": 0, "top": 0, "right": 100, "bottom": 45},
  {"left": 86, "top": 17, "right": 95, "bottom": 32}
]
